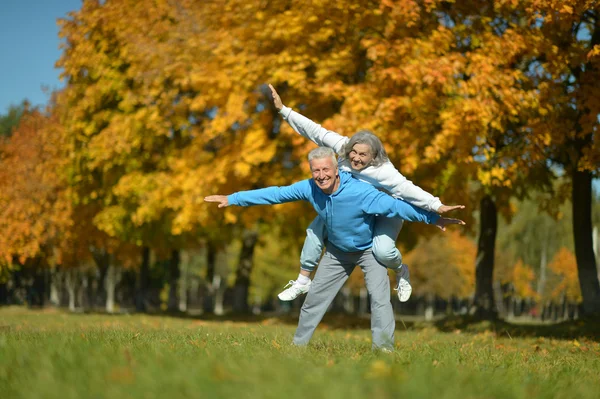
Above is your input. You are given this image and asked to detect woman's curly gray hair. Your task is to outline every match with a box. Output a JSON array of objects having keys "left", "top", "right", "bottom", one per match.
[{"left": 340, "top": 130, "right": 389, "bottom": 167}]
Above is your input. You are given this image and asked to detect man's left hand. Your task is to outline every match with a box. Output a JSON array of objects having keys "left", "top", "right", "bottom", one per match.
[{"left": 204, "top": 195, "right": 229, "bottom": 208}]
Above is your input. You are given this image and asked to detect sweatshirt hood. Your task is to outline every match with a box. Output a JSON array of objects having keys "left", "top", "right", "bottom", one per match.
[{"left": 331, "top": 171, "right": 353, "bottom": 197}]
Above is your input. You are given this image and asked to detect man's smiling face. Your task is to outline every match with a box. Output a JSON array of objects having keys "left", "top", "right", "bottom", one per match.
[{"left": 310, "top": 156, "right": 339, "bottom": 194}]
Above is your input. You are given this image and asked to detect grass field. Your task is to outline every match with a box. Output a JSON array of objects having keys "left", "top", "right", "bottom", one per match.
[{"left": 1, "top": 307, "right": 600, "bottom": 399}]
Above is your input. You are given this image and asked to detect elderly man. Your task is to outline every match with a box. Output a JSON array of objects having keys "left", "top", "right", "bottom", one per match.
[{"left": 205, "top": 147, "right": 463, "bottom": 350}]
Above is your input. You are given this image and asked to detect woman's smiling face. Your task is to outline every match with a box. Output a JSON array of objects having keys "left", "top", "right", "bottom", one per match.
[{"left": 348, "top": 143, "right": 374, "bottom": 171}]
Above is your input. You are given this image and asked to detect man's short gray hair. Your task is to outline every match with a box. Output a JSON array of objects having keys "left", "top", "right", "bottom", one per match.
[
  {"left": 340, "top": 130, "right": 389, "bottom": 167},
  {"left": 308, "top": 147, "right": 338, "bottom": 168}
]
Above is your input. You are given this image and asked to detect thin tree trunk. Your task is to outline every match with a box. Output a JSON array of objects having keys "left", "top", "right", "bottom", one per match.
[
  {"left": 342, "top": 287, "right": 354, "bottom": 314},
  {"left": 92, "top": 249, "right": 110, "bottom": 308},
  {"left": 136, "top": 246, "right": 150, "bottom": 312},
  {"left": 232, "top": 230, "right": 258, "bottom": 313},
  {"left": 572, "top": 169, "right": 600, "bottom": 316},
  {"left": 66, "top": 269, "right": 77, "bottom": 312},
  {"left": 105, "top": 263, "right": 119, "bottom": 313},
  {"left": 213, "top": 275, "right": 224, "bottom": 315},
  {"left": 203, "top": 241, "right": 217, "bottom": 313},
  {"left": 508, "top": 296, "right": 515, "bottom": 319},
  {"left": 179, "top": 252, "right": 188, "bottom": 313},
  {"left": 593, "top": 226, "right": 599, "bottom": 282},
  {"left": 359, "top": 287, "right": 368, "bottom": 315},
  {"left": 167, "top": 250, "right": 180, "bottom": 313},
  {"left": 472, "top": 195, "right": 498, "bottom": 319},
  {"left": 424, "top": 293, "right": 435, "bottom": 321},
  {"left": 0, "top": 282, "right": 7, "bottom": 305},
  {"left": 50, "top": 268, "right": 61, "bottom": 306},
  {"left": 79, "top": 274, "right": 88, "bottom": 310},
  {"left": 537, "top": 232, "right": 548, "bottom": 300}
]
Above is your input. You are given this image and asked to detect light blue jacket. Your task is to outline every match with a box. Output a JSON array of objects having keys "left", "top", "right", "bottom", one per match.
[{"left": 228, "top": 172, "right": 440, "bottom": 253}]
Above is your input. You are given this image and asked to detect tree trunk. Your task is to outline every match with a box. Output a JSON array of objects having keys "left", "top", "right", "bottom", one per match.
[
  {"left": 79, "top": 274, "right": 88, "bottom": 310},
  {"left": 593, "top": 226, "right": 599, "bottom": 282},
  {"left": 50, "top": 268, "right": 61, "bottom": 306},
  {"left": 472, "top": 195, "right": 498, "bottom": 319},
  {"left": 66, "top": 269, "right": 77, "bottom": 312},
  {"left": 136, "top": 246, "right": 150, "bottom": 312},
  {"left": 105, "top": 263, "right": 119, "bottom": 313},
  {"left": 424, "top": 293, "right": 435, "bottom": 321},
  {"left": 342, "top": 287, "right": 354, "bottom": 314},
  {"left": 537, "top": 233, "right": 548, "bottom": 300},
  {"left": 179, "top": 251, "right": 189, "bottom": 313},
  {"left": 572, "top": 169, "right": 600, "bottom": 316},
  {"left": 232, "top": 230, "right": 258, "bottom": 313},
  {"left": 0, "top": 282, "right": 7, "bottom": 305},
  {"left": 213, "top": 275, "right": 224, "bottom": 315},
  {"left": 203, "top": 241, "right": 217, "bottom": 314},
  {"left": 508, "top": 297, "right": 515, "bottom": 319},
  {"left": 91, "top": 249, "right": 110, "bottom": 308},
  {"left": 359, "top": 287, "right": 368, "bottom": 315},
  {"left": 167, "top": 250, "right": 180, "bottom": 313}
]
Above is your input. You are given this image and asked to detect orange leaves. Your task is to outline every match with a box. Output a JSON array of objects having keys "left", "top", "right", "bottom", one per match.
[
  {"left": 548, "top": 247, "right": 582, "bottom": 303},
  {"left": 504, "top": 260, "right": 539, "bottom": 300},
  {"left": 404, "top": 230, "right": 476, "bottom": 299},
  {"left": 0, "top": 108, "right": 83, "bottom": 270}
]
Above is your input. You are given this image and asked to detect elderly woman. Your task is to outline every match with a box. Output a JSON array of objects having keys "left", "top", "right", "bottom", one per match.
[{"left": 269, "top": 85, "right": 464, "bottom": 303}]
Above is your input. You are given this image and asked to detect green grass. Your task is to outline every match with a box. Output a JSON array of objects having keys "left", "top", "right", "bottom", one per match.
[{"left": 1, "top": 307, "right": 599, "bottom": 399}]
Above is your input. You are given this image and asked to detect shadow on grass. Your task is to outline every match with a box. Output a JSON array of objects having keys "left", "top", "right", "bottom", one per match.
[
  {"left": 432, "top": 315, "right": 600, "bottom": 342},
  {"left": 153, "top": 311, "right": 600, "bottom": 342},
  {"left": 7, "top": 306, "right": 600, "bottom": 342}
]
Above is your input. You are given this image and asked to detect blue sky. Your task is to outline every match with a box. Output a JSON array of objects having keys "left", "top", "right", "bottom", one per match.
[{"left": 0, "top": 0, "right": 82, "bottom": 112}]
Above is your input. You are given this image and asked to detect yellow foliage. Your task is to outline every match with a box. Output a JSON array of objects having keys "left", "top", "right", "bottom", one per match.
[
  {"left": 404, "top": 230, "right": 476, "bottom": 299},
  {"left": 547, "top": 247, "right": 582, "bottom": 303}
]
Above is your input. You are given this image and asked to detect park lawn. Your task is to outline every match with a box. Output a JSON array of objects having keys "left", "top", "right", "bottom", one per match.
[{"left": 1, "top": 307, "right": 599, "bottom": 399}]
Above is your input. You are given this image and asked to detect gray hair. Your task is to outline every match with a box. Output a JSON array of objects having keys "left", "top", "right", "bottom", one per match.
[
  {"left": 340, "top": 130, "right": 389, "bottom": 167},
  {"left": 308, "top": 146, "right": 338, "bottom": 168}
]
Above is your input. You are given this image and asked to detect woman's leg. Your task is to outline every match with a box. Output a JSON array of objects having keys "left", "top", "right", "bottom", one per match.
[
  {"left": 278, "top": 217, "right": 326, "bottom": 301},
  {"left": 371, "top": 216, "right": 412, "bottom": 302},
  {"left": 372, "top": 216, "right": 403, "bottom": 270}
]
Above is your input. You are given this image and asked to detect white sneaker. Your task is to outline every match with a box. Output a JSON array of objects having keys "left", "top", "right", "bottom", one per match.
[
  {"left": 395, "top": 264, "right": 412, "bottom": 302},
  {"left": 278, "top": 280, "right": 312, "bottom": 301}
]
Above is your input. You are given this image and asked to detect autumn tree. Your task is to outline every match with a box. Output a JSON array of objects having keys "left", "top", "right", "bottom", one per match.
[
  {"left": 49, "top": 0, "right": 599, "bottom": 315},
  {"left": 524, "top": 1, "right": 600, "bottom": 315},
  {"left": 404, "top": 231, "right": 476, "bottom": 319},
  {"left": 547, "top": 247, "right": 582, "bottom": 304},
  {"left": 0, "top": 101, "right": 27, "bottom": 137},
  {"left": 0, "top": 104, "right": 89, "bottom": 307},
  {"left": 57, "top": 0, "right": 206, "bottom": 311}
]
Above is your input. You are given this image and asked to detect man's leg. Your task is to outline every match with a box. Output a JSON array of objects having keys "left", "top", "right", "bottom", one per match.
[
  {"left": 372, "top": 216, "right": 412, "bottom": 302},
  {"left": 279, "top": 217, "right": 326, "bottom": 301},
  {"left": 293, "top": 247, "right": 354, "bottom": 346},
  {"left": 359, "top": 249, "right": 395, "bottom": 351}
]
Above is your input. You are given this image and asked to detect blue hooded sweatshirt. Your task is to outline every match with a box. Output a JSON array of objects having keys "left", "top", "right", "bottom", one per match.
[{"left": 227, "top": 172, "right": 440, "bottom": 253}]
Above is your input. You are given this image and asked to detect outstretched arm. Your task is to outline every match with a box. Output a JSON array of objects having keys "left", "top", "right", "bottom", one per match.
[
  {"left": 361, "top": 186, "right": 465, "bottom": 230},
  {"left": 363, "top": 162, "right": 465, "bottom": 214},
  {"left": 269, "top": 84, "right": 348, "bottom": 153},
  {"left": 204, "top": 179, "right": 312, "bottom": 208}
]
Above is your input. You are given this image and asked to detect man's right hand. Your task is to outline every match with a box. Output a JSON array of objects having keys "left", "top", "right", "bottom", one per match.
[
  {"left": 204, "top": 195, "right": 229, "bottom": 208},
  {"left": 268, "top": 84, "right": 283, "bottom": 111},
  {"left": 434, "top": 217, "right": 466, "bottom": 231}
]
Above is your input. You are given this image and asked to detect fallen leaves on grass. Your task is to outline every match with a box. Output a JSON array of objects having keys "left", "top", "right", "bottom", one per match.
[{"left": 364, "top": 360, "right": 392, "bottom": 379}]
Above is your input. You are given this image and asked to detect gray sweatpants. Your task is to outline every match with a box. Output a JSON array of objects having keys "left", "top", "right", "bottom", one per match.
[{"left": 293, "top": 245, "right": 395, "bottom": 350}]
